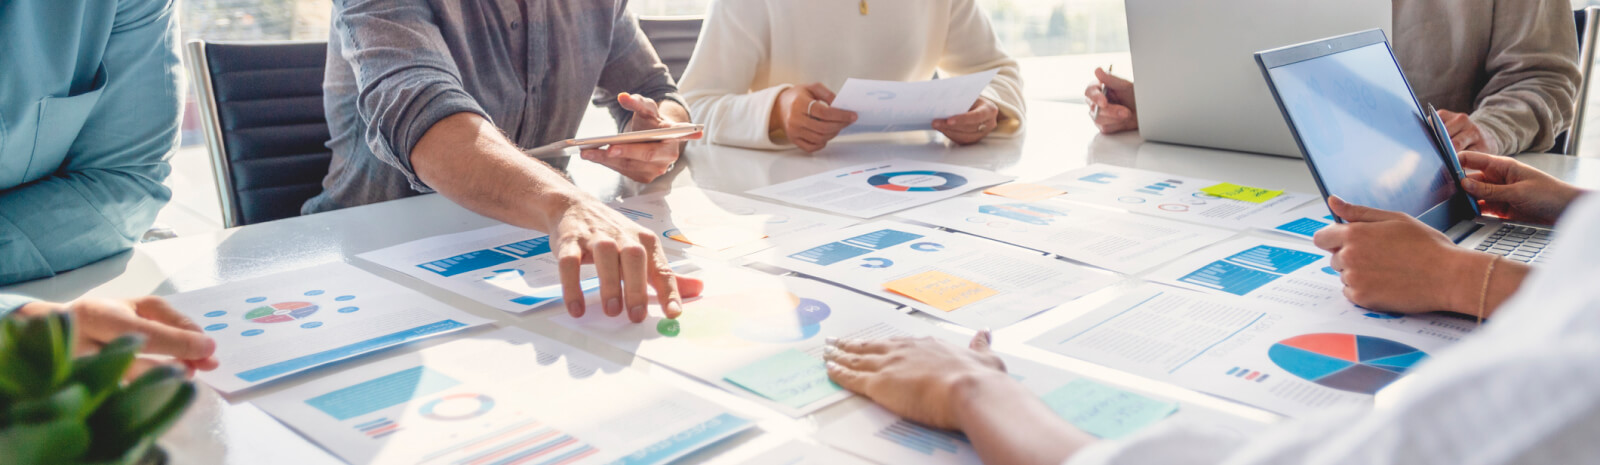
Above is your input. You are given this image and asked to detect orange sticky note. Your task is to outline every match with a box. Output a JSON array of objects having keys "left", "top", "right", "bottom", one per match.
[
  {"left": 666, "top": 226, "right": 768, "bottom": 251},
  {"left": 883, "top": 271, "right": 999, "bottom": 312},
  {"left": 984, "top": 183, "right": 1067, "bottom": 201}
]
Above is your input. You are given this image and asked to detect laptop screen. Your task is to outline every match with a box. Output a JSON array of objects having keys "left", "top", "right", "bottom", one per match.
[{"left": 1264, "top": 41, "right": 1463, "bottom": 224}]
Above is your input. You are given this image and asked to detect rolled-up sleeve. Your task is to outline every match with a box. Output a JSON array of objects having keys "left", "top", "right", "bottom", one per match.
[
  {"left": 0, "top": 0, "right": 180, "bottom": 285},
  {"left": 593, "top": 8, "right": 686, "bottom": 131},
  {"left": 1470, "top": 0, "right": 1580, "bottom": 154},
  {"left": 331, "top": 0, "right": 489, "bottom": 193}
]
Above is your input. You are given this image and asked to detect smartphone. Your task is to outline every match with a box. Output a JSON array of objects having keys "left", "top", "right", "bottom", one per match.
[{"left": 524, "top": 125, "right": 705, "bottom": 157}]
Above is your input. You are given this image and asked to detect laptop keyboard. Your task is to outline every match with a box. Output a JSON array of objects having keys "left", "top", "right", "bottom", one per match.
[{"left": 1474, "top": 225, "right": 1553, "bottom": 264}]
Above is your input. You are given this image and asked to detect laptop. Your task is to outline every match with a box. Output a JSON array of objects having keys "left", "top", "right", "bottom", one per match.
[
  {"left": 1255, "top": 29, "right": 1555, "bottom": 265},
  {"left": 1126, "top": 0, "right": 1390, "bottom": 158}
]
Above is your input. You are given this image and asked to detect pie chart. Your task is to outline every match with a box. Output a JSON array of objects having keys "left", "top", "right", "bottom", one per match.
[
  {"left": 867, "top": 171, "right": 969, "bottom": 192},
  {"left": 244, "top": 301, "right": 319, "bottom": 324},
  {"left": 1267, "top": 333, "right": 1427, "bottom": 395}
]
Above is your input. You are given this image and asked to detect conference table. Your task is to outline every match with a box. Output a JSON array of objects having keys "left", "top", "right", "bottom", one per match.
[{"left": 4, "top": 99, "right": 1593, "bottom": 465}]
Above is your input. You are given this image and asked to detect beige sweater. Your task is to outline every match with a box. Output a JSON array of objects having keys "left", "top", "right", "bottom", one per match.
[
  {"left": 678, "top": 0, "right": 1025, "bottom": 150},
  {"left": 1396, "top": 0, "right": 1582, "bottom": 154}
]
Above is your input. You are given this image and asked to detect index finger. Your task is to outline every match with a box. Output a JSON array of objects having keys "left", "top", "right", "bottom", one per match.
[
  {"left": 1312, "top": 224, "right": 1349, "bottom": 251},
  {"left": 944, "top": 107, "right": 995, "bottom": 126},
  {"left": 81, "top": 302, "right": 216, "bottom": 361},
  {"left": 805, "top": 83, "right": 838, "bottom": 103},
  {"left": 826, "top": 337, "right": 896, "bottom": 355},
  {"left": 647, "top": 241, "right": 685, "bottom": 319},
  {"left": 1457, "top": 151, "right": 1512, "bottom": 178}
]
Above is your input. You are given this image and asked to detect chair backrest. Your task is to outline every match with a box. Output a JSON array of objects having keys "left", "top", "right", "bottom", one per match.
[
  {"left": 637, "top": 16, "right": 704, "bottom": 81},
  {"left": 185, "top": 40, "right": 332, "bottom": 227},
  {"left": 1567, "top": 7, "right": 1599, "bottom": 156}
]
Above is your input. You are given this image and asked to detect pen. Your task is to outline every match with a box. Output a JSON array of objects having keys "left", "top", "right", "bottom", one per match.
[{"left": 1091, "top": 64, "right": 1113, "bottom": 120}]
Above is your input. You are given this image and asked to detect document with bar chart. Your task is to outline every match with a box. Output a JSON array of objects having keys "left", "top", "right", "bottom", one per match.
[
  {"left": 896, "top": 195, "right": 1233, "bottom": 274},
  {"left": 1145, "top": 237, "right": 1344, "bottom": 310},
  {"left": 1040, "top": 164, "right": 1315, "bottom": 230},
  {"left": 163, "top": 262, "right": 491, "bottom": 393},
  {"left": 1027, "top": 284, "right": 1452, "bottom": 416},
  {"left": 608, "top": 187, "right": 858, "bottom": 260},
  {"left": 747, "top": 159, "right": 1014, "bottom": 218},
  {"left": 550, "top": 264, "right": 935, "bottom": 417},
  {"left": 358, "top": 225, "right": 600, "bottom": 314},
  {"left": 753, "top": 221, "right": 1118, "bottom": 330},
  {"left": 254, "top": 328, "right": 752, "bottom": 465}
]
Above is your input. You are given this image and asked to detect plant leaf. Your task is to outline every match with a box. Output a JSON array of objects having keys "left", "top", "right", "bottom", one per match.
[
  {"left": 6, "top": 384, "right": 91, "bottom": 424},
  {"left": 85, "top": 365, "right": 194, "bottom": 461},
  {"left": 69, "top": 334, "right": 144, "bottom": 413},
  {"left": 0, "top": 415, "right": 90, "bottom": 464}
]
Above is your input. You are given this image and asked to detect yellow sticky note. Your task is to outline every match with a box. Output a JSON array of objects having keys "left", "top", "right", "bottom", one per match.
[
  {"left": 883, "top": 271, "right": 999, "bottom": 312},
  {"left": 984, "top": 183, "right": 1067, "bottom": 201},
  {"left": 1199, "top": 183, "right": 1283, "bottom": 204},
  {"left": 666, "top": 226, "right": 768, "bottom": 251}
]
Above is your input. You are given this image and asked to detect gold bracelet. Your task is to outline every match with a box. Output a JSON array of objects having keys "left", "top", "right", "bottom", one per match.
[{"left": 1477, "top": 255, "right": 1502, "bottom": 325}]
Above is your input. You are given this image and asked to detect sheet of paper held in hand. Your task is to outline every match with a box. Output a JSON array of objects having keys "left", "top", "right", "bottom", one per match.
[{"left": 831, "top": 69, "right": 1000, "bottom": 135}]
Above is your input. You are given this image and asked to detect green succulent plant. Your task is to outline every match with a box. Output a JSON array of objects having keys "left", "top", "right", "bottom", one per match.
[{"left": 0, "top": 312, "right": 196, "bottom": 465}]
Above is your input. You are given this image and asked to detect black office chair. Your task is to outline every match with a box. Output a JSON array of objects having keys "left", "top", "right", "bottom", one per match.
[
  {"left": 185, "top": 40, "right": 332, "bottom": 227},
  {"left": 1560, "top": 7, "right": 1600, "bottom": 156},
  {"left": 638, "top": 16, "right": 704, "bottom": 81}
]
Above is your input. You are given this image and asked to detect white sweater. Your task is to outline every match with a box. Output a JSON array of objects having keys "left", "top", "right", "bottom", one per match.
[{"left": 679, "top": 0, "right": 1025, "bottom": 150}]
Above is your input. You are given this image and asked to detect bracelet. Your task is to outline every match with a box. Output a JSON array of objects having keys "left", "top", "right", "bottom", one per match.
[{"left": 1477, "top": 255, "right": 1502, "bottom": 324}]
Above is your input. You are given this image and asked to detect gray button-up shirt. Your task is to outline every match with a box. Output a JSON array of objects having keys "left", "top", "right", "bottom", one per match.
[{"left": 304, "top": 0, "right": 682, "bottom": 214}]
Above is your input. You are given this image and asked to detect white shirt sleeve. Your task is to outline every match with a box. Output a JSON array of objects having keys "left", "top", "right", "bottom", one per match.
[
  {"left": 679, "top": 0, "right": 793, "bottom": 150},
  {"left": 938, "top": 0, "right": 1026, "bottom": 136}
]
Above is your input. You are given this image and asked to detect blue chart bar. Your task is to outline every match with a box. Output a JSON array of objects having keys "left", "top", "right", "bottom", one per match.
[
  {"left": 841, "top": 229, "right": 923, "bottom": 250},
  {"left": 418, "top": 250, "right": 517, "bottom": 277},
  {"left": 304, "top": 366, "right": 460, "bottom": 420},
  {"left": 613, "top": 206, "right": 655, "bottom": 222},
  {"left": 1274, "top": 218, "right": 1330, "bottom": 237},
  {"left": 237, "top": 320, "right": 470, "bottom": 383},
  {"left": 789, "top": 242, "right": 873, "bottom": 266},
  {"left": 1225, "top": 245, "right": 1321, "bottom": 274},
  {"left": 877, "top": 419, "right": 967, "bottom": 455},
  {"left": 495, "top": 236, "right": 553, "bottom": 258},
  {"left": 1179, "top": 261, "right": 1280, "bottom": 296}
]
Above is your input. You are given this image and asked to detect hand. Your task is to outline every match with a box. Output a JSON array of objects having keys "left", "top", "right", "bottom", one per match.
[
  {"left": 1437, "top": 109, "right": 1500, "bottom": 154},
  {"left": 581, "top": 93, "right": 700, "bottom": 183},
  {"left": 1458, "top": 151, "right": 1583, "bottom": 225},
  {"left": 1313, "top": 196, "right": 1489, "bottom": 314},
  {"left": 772, "top": 83, "right": 857, "bottom": 152},
  {"left": 1085, "top": 67, "right": 1137, "bottom": 134},
  {"left": 550, "top": 199, "right": 705, "bottom": 323},
  {"left": 933, "top": 98, "right": 1000, "bottom": 145},
  {"left": 17, "top": 296, "right": 219, "bottom": 378},
  {"left": 825, "top": 331, "right": 1006, "bottom": 430}
]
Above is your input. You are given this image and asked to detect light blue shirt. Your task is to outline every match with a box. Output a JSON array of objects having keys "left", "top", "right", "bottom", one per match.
[{"left": 0, "top": 0, "right": 182, "bottom": 290}]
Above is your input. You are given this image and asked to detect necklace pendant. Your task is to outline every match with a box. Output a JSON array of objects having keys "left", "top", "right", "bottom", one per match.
[{"left": 859, "top": 0, "right": 868, "bottom": 15}]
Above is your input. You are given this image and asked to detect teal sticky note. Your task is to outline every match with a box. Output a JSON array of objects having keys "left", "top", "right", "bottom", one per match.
[
  {"left": 1040, "top": 379, "right": 1179, "bottom": 439},
  {"left": 723, "top": 349, "right": 841, "bottom": 408}
]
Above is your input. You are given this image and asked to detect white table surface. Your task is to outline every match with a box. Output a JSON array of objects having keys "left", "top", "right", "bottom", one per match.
[{"left": 4, "top": 100, "right": 1594, "bottom": 465}]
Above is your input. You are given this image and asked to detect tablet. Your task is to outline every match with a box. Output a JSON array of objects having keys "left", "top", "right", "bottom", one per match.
[{"left": 525, "top": 125, "right": 705, "bottom": 157}]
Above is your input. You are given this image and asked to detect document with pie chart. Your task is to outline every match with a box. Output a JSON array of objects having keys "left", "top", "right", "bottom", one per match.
[
  {"left": 746, "top": 159, "right": 1014, "bottom": 218},
  {"left": 752, "top": 221, "right": 1118, "bottom": 330},
  {"left": 549, "top": 264, "right": 936, "bottom": 416},
  {"left": 1029, "top": 284, "right": 1451, "bottom": 416},
  {"left": 254, "top": 328, "right": 752, "bottom": 465},
  {"left": 162, "top": 262, "right": 491, "bottom": 393}
]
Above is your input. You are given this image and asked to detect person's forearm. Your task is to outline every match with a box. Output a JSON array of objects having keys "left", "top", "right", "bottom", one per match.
[
  {"left": 954, "top": 372, "right": 1098, "bottom": 465},
  {"left": 1449, "top": 251, "right": 1530, "bottom": 319},
  {"left": 411, "top": 112, "right": 589, "bottom": 232}
]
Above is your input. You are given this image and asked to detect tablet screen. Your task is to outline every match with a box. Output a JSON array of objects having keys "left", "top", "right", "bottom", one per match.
[{"left": 1266, "top": 42, "right": 1458, "bottom": 221}]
